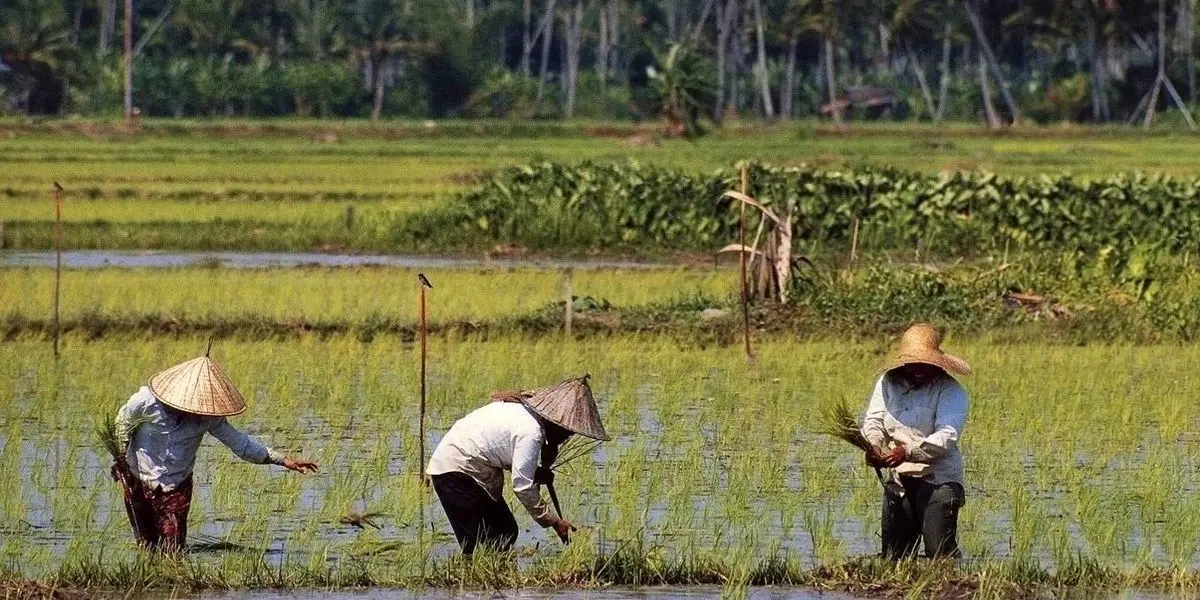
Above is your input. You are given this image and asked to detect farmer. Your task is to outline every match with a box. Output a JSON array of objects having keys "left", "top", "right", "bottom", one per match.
[
  {"left": 427, "top": 375, "right": 610, "bottom": 555},
  {"left": 111, "top": 352, "right": 318, "bottom": 553},
  {"left": 862, "top": 323, "right": 970, "bottom": 560}
]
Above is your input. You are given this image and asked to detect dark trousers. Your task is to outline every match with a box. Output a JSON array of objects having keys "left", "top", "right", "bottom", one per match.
[
  {"left": 882, "top": 476, "right": 963, "bottom": 559},
  {"left": 431, "top": 472, "right": 519, "bottom": 555}
]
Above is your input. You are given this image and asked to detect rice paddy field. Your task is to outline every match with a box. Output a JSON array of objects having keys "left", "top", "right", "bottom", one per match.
[{"left": 7, "top": 120, "right": 1200, "bottom": 599}]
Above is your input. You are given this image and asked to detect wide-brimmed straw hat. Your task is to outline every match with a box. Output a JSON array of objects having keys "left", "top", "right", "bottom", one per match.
[
  {"left": 149, "top": 352, "right": 247, "bottom": 417},
  {"left": 881, "top": 323, "right": 971, "bottom": 377},
  {"left": 491, "top": 375, "right": 610, "bottom": 441}
]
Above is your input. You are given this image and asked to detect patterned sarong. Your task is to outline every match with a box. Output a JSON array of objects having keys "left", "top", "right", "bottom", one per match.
[{"left": 113, "top": 463, "right": 193, "bottom": 552}]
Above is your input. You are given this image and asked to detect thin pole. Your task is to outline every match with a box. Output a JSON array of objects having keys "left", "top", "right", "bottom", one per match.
[
  {"left": 564, "top": 268, "right": 574, "bottom": 336},
  {"left": 849, "top": 218, "right": 860, "bottom": 266},
  {"left": 739, "top": 166, "right": 753, "bottom": 360},
  {"left": 123, "top": 0, "right": 133, "bottom": 121},
  {"left": 52, "top": 182, "right": 64, "bottom": 360},
  {"left": 416, "top": 272, "right": 431, "bottom": 576}
]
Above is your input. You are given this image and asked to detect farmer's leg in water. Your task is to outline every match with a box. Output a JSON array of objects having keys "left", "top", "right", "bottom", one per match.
[
  {"left": 432, "top": 472, "right": 518, "bottom": 555},
  {"left": 881, "top": 481, "right": 920, "bottom": 558},
  {"left": 121, "top": 481, "right": 159, "bottom": 548},
  {"left": 152, "top": 477, "right": 194, "bottom": 553},
  {"left": 920, "top": 482, "right": 963, "bottom": 558}
]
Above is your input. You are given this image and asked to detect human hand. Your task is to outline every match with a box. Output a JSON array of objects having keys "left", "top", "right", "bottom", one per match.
[
  {"left": 282, "top": 457, "right": 319, "bottom": 474},
  {"left": 551, "top": 517, "right": 576, "bottom": 543},
  {"left": 880, "top": 446, "right": 907, "bottom": 468}
]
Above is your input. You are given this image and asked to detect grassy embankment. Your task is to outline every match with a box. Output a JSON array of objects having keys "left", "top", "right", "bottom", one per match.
[
  {"left": 6, "top": 336, "right": 1200, "bottom": 598},
  {"left": 7, "top": 120, "right": 1200, "bottom": 252}
]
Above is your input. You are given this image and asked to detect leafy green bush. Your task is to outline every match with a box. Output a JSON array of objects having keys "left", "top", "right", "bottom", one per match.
[{"left": 427, "top": 161, "right": 1200, "bottom": 258}]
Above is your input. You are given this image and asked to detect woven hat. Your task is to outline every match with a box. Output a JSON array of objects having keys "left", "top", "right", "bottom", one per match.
[
  {"left": 149, "top": 353, "right": 247, "bottom": 417},
  {"left": 882, "top": 323, "right": 971, "bottom": 377},
  {"left": 498, "top": 375, "right": 610, "bottom": 441}
]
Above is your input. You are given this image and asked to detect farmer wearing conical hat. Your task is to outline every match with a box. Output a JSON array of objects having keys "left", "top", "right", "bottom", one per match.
[
  {"left": 861, "top": 323, "right": 970, "bottom": 559},
  {"left": 427, "top": 375, "right": 609, "bottom": 555},
  {"left": 111, "top": 353, "right": 318, "bottom": 552}
]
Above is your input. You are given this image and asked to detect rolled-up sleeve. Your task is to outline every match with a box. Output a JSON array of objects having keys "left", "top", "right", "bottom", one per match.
[
  {"left": 209, "top": 418, "right": 284, "bottom": 465},
  {"left": 512, "top": 432, "right": 555, "bottom": 527},
  {"left": 861, "top": 376, "right": 888, "bottom": 450},
  {"left": 906, "top": 384, "right": 967, "bottom": 464},
  {"left": 116, "top": 389, "right": 151, "bottom": 448}
]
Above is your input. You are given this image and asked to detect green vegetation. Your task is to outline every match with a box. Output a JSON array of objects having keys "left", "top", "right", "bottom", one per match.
[
  {"left": 6, "top": 335, "right": 1200, "bottom": 598},
  {"left": 11, "top": 123, "right": 1200, "bottom": 253}
]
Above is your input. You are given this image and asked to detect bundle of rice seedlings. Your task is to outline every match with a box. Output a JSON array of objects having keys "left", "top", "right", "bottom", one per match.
[
  {"left": 552, "top": 437, "right": 602, "bottom": 471},
  {"left": 95, "top": 410, "right": 154, "bottom": 461},
  {"left": 816, "top": 398, "right": 874, "bottom": 453},
  {"left": 817, "top": 398, "right": 885, "bottom": 484}
]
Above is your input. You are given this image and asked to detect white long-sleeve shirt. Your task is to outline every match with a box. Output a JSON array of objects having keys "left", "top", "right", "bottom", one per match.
[
  {"left": 426, "top": 402, "right": 555, "bottom": 526},
  {"left": 117, "top": 386, "right": 283, "bottom": 491},
  {"left": 861, "top": 372, "right": 968, "bottom": 486}
]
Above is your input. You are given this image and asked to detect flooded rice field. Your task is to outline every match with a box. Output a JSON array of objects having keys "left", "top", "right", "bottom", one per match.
[
  {"left": 0, "top": 250, "right": 675, "bottom": 270},
  {"left": 5, "top": 336, "right": 1200, "bottom": 590}
]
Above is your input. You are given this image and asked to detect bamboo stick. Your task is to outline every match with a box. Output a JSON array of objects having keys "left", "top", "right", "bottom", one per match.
[
  {"left": 52, "top": 182, "right": 64, "bottom": 360},
  {"left": 739, "top": 166, "right": 753, "bottom": 360}
]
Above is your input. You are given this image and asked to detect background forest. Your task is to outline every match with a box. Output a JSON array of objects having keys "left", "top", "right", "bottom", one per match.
[{"left": 3, "top": 0, "right": 1200, "bottom": 125}]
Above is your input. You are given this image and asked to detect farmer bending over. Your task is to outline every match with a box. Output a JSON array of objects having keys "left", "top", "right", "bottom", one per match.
[
  {"left": 111, "top": 352, "right": 318, "bottom": 553},
  {"left": 862, "top": 323, "right": 969, "bottom": 559},
  {"left": 427, "top": 375, "right": 610, "bottom": 555}
]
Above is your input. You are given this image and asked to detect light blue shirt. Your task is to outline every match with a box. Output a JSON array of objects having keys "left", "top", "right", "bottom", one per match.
[
  {"left": 861, "top": 372, "right": 968, "bottom": 486},
  {"left": 117, "top": 386, "right": 282, "bottom": 491}
]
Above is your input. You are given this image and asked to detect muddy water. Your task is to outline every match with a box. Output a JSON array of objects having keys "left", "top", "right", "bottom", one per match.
[
  {"left": 183, "top": 586, "right": 867, "bottom": 600},
  {"left": 156, "top": 586, "right": 1192, "bottom": 600},
  {"left": 0, "top": 251, "right": 675, "bottom": 270}
]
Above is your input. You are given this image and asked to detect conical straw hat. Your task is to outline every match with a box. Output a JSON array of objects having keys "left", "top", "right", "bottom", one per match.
[
  {"left": 520, "top": 375, "right": 610, "bottom": 441},
  {"left": 149, "top": 356, "right": 247, "bottom": 417},
  {"left": 881, "top": 323, "right": 971, "bottom": 377}
]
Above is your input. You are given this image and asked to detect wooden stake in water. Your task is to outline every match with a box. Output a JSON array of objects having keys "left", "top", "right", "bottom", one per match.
[
  {"left": 739, "top": 166, "right": 754, "bottom": 360},
  {"left": 563, "top": 268, "right": 574, "bottom": 337},
  {"left": 52, "top": 182, "right": 64, "bottom": 360},
  {"left": 850, "top": 218, "right": 860, "bottom": 266},
  {"left": 417, "top": 273, "right": 433, "bottom": 483}
]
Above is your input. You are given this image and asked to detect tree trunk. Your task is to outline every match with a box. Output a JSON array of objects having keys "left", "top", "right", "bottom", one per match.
[
  {"left": 979, "top": 52, "right": 1001, "bottom": 128},
  {"left": 751, "top": 0, "right": 773, "bottom": 118},
  {"left": 563, "top": 0, "right": 582, "bottom": 118},
  {"left": 964, "top": 0, "right": 1020, "bottom": 123},
  {"left": 598, "top": 4, "right": 609, "bottom": 82},
  {"left": 124, "top": 0, "right": 134, "bottom": 121},
  {"left": 99, "top": 0, "right": 116, "bottom": 57},
  {"left": 608, "top": 0, "right": 620, "bottom": 81},
  {"left": 824, "top": 37, "right": 841, "bottom": 124},
  {"left": 781, "top": 38, "right": 796, "bottom": 118},
  {"left": 907, "top": 45, "right": 937, "bottom": 121},
  {"left": 535, "top": 0, "right": 558, "bottom": 109},
  {"left": 1087, "top": 10, "right": 1107, "bottom": 122},
  {"left": 466, "top": 0, "right": 474, "bottom": 27},
  {"left": 72, "top": 0, "right": 83, "bottom": 44},
  {"left": 666, "top": 0, "right": 677, "bottom": 41},
  {"left": 935, "top": 21, "right": 952, "bottom": 122},
  {"left": 521, "top": 0, "right": 533, "bottom": 75},
  {"left": 372, "top": 55, "right": 386, "bottom": 121},
  {"left": 1186, "top": 0, "right": 1196, "bottom": 103},
  {"left": 714, "top": 0, "right": 731, "bottom": 121}
]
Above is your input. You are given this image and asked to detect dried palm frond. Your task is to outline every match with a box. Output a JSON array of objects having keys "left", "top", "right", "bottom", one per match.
[{"left": 816, "top": 398, "right": 875, "bottom": 453}]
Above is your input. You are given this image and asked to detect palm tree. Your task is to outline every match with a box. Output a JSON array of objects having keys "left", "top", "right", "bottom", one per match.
[
  {"left": 1, "top": 0, "right": 74, "bottom": 114},
  {"left": 344, "top": 0, "right": 433, "bottom": 120},
  {"left": 647, "top": 41, "right": 715, "bottom": 138}
]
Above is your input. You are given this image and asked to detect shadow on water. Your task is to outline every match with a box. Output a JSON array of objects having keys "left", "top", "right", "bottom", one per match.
[{"left": 0, "top": 251, "right": 674, "bottom": 270}]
